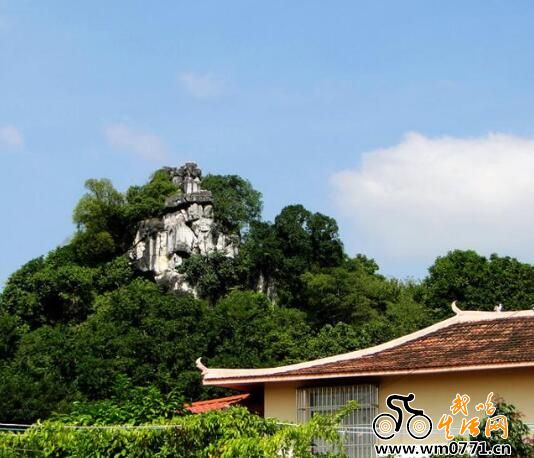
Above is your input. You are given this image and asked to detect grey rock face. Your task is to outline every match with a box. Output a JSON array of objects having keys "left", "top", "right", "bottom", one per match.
[{"left": 130, "top": 162, "right": 238, "bottom": 293}]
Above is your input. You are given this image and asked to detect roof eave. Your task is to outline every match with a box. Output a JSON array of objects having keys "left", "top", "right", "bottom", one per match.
[
  {"left": 203, "top": 361, "right": 534, "bottom": 386},
  {"left": 197, "top": 306, "right": 534, "bottom": 387}
]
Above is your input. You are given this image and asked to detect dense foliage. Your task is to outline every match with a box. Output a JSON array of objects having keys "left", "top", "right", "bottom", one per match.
[
  {"left": 0, "top": 405, "right": 353, "bottom": 457},
  {"left": 423, "top": 249, "right": 534, "bottom": 318},
  {"left": 1, "top": 165, "right": 533, "bottom": 439},
  {"left": 202, "top": 174, "right": 262, "bottom": 234}
]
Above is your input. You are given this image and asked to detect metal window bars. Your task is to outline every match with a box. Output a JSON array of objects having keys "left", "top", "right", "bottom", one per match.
[{"left": 297, "top": 384, "right": 379, "bottom": 458}]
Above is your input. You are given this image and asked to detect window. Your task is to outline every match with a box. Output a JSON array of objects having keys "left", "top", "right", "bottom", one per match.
[{"left": 297, "top": 384, "right": 378, "bottom": 458}]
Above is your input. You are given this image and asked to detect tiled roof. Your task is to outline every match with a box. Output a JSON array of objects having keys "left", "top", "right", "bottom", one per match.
[
  {"left": 282, "top": 316, "right": 534, "bottom": 377},
  {"left": 198, "top": 308, "right": 534, "bottom": 386},
  {"left": 185, "top": 393, "right": 250, "bottom": 413}
]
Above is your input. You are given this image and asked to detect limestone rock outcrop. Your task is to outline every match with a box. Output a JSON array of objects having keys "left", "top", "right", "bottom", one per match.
[{"left": 129, "top": 162, "right": 238, "bottom": 293}]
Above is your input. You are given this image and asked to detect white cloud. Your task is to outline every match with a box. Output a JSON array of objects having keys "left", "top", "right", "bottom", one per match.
[
  {"left": 0, "top": 125, "right": 24, "bottom": 150},
  {"left": 331, "top": 132, "right": 534, "bottom": 268},
  {"left": 104, "top": 124, "right": 169, "bottom": 161},
  {"left": 178, "top": 72, "right": 223, "bottom": 99}
]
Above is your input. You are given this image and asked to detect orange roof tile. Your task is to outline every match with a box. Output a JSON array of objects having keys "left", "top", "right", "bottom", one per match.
[
  {"left": 185, "top": 393, "right": 250, "bottom": 414},
  {"left": 282, "top": 316, "right": 534, "bottom": 376}
]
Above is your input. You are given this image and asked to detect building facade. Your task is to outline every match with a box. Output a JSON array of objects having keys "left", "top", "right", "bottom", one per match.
[{"left": 198, "top": 305, "right": 534, "bottom": 457}]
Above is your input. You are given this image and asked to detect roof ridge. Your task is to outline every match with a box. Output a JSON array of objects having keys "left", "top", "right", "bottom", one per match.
[{"left": 200, "top": 305, "right": 534, "bottom": 383}]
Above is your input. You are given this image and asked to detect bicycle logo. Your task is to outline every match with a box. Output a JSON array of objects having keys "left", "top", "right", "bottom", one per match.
[{"left": 373, "top": 393, "right": 433, "bottom": 440}]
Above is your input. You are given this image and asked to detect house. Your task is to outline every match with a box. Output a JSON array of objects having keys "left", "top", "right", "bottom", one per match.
[{"left": 197, "top": 303, "right": 534, "bottom": 457}]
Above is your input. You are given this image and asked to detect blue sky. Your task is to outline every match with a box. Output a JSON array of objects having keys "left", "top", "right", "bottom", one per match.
[{"left": 2, "top": 1, "right": 534, "bottom": 286}]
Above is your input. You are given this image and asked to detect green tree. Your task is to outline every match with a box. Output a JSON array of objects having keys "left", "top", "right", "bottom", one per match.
[
  {"left": 0, "top": 325, "right": 81, "bottom": 422},
  {"left": 124, "top": 168, "right": 179, "bottom": 225},
  {"left": 74, "top": 279, "right": 208, "bottom": 401},
  {"left": 71, "top": 170, "right": 179, "bottom": 264},
  {"left": 72, "top": 178, "right": 126, "bottom": 263},
  {"left": 274, "top": 205, "right": 314, "bottom": 263},
  {"left": 302, "top": 322, "right": 370, "bottom": 360},
  {"left": 0, "top": 256, "right": 96, "bottom": 327},
  {"left": 0, "top": 249, "right": 135, "bottom": 329},
  {"left": 0, "top": 256, "right": 45, "bottom": 327},
  {"left": 423, "top": 250, "right": 534, "bottom": 318},
  {"left": 202, "top": 174, "right": 263, "bottom": 234},
  {"left": 0, "top": 312, "right": 27, "bottom": 360},
  {"left": 95, "top": 255, "right": 136, "bottom": 291},
  {"left": 71, "top": 230, "right": 117, "bottom": 264},
  {"left": 274, "top": 205, "right": 343, "bottom": 269},
  {"left": 206, "top": 291, "right": 310, "bottom": 368},
  {"left": 307, "top": 212, "right": 344, "bottom": 268},
  {"left": 267, "top": 205, "right": 344, "bottom": 307},
  {"left": 300, "top": 256, "right": 396, "bottom": 326},
  {"left": 380, "top": 285, "right": 431, "bottom": 339},
  {"left": 240, "top": 221, "right": 284, "bottom": 293},
  {"left": 180, "top": 252, "right": 246, "bottom": 304},
  {"left": 73, "top": 179, "right": 125, "bottom": 232}
]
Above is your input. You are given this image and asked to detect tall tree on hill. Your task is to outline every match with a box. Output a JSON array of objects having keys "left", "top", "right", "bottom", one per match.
[
  {"left": 202, "top": 174, "right": 263, "bottom": 235},
  {"left": 423, "top": 249, "right": 534, "bottom": 317}
]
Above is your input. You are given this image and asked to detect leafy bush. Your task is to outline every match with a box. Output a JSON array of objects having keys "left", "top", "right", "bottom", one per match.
[
  {"left": 0, "top": 405, "right": 353, "bottom": 457},
  {"left": 54, "top": 376, "right": 185, "bottom": 426}
]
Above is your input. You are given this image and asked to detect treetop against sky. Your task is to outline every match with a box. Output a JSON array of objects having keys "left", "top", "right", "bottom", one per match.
[{"left": 2, "top": 1, "right": 534, "bottom": 284}]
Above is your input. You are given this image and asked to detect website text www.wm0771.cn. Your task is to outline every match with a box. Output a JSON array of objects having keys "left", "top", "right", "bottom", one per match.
[{"left": 375, "top": 441, "right": 511, "bottom": 456}]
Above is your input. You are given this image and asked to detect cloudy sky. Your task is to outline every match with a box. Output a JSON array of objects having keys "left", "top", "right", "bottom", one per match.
[{"left": 2, "top": 1, "right": 534, "bottom": 285}]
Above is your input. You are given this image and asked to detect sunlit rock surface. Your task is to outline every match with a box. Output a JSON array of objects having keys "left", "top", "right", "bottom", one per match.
[{"left": 130, "top": 162, "right": 238, "bottom": 293}]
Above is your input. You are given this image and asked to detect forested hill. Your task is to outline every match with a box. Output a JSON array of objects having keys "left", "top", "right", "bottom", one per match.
[{"left": 2, "top": 165, "right": 534, "bottom": 423}]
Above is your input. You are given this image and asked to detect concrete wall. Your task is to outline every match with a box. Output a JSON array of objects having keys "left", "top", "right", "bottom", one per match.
[
  {"left": 262, "top": 367, "right": 534, "bottom": 442},
  {"left": 379, "top": 367, "right": 534, "bottom": 443},
  {"left": 264, "top": 382, "right": 298, "bottom": 423}
]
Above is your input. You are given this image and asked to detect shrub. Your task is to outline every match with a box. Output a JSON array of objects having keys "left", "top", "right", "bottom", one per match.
[{"left": 0, "top": 404, "right": 355, "bottom": 457}]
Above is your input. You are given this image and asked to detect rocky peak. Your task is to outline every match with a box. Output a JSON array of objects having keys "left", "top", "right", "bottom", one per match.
[
  {"left": 163, "top": 163, "right": 213, "bottom": 209},
  {"left": 129, "top": 163, "right": 237, "bottom": 293}
]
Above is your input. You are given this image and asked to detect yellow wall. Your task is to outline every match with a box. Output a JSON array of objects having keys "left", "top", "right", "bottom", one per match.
[
  {"left": 264, "top": 382, "right": 298, "bottom": 423},
  {"left": 379, "top": 367, "right": 534, "bottom": 443},
  {"left": 262, "top": 368, "right": 534, "bottom": 442}
]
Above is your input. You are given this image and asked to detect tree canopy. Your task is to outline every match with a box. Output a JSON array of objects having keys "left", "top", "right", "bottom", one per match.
[
  {"left": 423, "top": 249, "right": 534, "bottom": 318},
  {"left": 1, "top": 167, "right": 533, "bottom": 428},
  {"left": 202, "top": 174, "right": 262, "bottom": 234}
]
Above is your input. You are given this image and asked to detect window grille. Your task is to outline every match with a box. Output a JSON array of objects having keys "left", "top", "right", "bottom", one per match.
[{"left": 297, "top": 384, "right": 378, "bottom": 458}]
